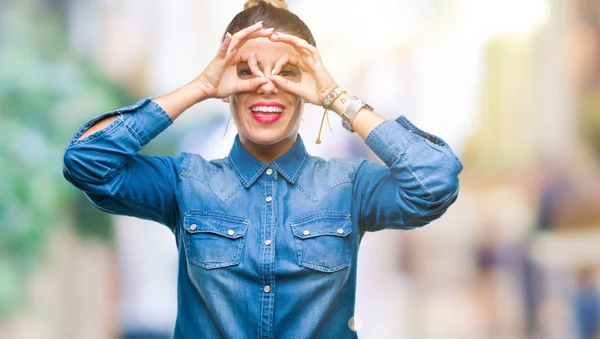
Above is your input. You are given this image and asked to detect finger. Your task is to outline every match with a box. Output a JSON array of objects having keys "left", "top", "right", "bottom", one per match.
[
  {"left": 217, "top": 32, "right": 233, "bottom": 59},
  {"left": 269, "top": 32, "right": 312, "bottom": 59},
  {"left": 238, "top": 76, "right": 269, "bottom": 93},
  {"left": 247, "top": 28, "right": 275, "bottom": 39},
  {"left": 275, "top": 33, "right": 317, "bottom": 59},
  {"left": 226, "top": 28, "right": 274, "bottom": 58},
  {"left": 270, "top": 33, "right": 312, "bottom": 50},
  {"left": 295, "top": 40, "right": 322, "bottom": 64},
  {"left": 271, "top": 55, "right": 308, "bottom": 75},
  {"left": 247, "top": 53, "right": 264, "bottom": 78},
  {"left": 271, "top": 55, "right": 289, "bottom": 76},
  {"left": 226, "top": 22, "right": 263, "bottom": 55},
  {"left": 269, "top": 74, "right": 301, "bottom": 96},
  {"left": 227, "top": 26, "right": 274, "bottom": 56},
  {"left": 270, "top": 31, "right": 307, "bottom": 44}
]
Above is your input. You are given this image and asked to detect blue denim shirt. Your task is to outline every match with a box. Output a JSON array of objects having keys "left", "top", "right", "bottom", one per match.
[{"left": 63, "top": 98, "right": 462, "bottom": 338}]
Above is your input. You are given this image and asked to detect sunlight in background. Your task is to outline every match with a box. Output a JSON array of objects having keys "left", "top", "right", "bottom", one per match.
[{"left": 470, "top": 0, "right": 550, "bottom": 36}]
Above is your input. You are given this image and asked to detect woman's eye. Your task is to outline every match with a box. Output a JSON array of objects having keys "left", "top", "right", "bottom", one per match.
[
  {"left": 281, "top": 70, "right": 295, "bottom": 77},
  {"left": 280, "top": 68, "right": 301, "bottom": 82},
  {"left": 237, "top": 69, "right": 253, "bottom": 78}
]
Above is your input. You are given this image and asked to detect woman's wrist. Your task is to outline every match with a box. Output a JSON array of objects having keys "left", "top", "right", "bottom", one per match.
[
  {"left": 153, "top": 81, "right": 210, "bottom": 120},
  {"left": 325, "top": 91, "right": 386, "bottom": 140},
  {"left": 328, "top": 92, "right": 352, "bottom": 117},
  {"left": 188, "top": 78, "right": 213, "bottom": 103}
]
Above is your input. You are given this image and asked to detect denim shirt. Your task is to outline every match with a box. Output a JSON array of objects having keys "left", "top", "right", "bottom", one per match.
[{"left": 63, "top": 98, "right": 462, "bottom": 339}]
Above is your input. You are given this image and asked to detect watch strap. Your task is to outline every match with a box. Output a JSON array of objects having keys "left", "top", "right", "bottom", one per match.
[{"left": 342, "top": 96, "right": 373, "bottom": 132}]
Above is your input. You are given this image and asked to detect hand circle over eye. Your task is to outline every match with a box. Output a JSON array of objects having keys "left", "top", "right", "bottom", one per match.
[
  {"left": 267, "top": 32, "right": 337, "bottom": 106},
  {"left": 196, "top": 21, "right": 274, "bottom": 99}
]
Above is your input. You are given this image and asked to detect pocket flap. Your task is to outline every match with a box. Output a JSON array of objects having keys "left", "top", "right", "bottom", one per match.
[
  {"left": 184, "top": 213, "right": 248, "bottom": 239},
  {"left": 291, "top": 215, "right": 352, "bottom": 239}
]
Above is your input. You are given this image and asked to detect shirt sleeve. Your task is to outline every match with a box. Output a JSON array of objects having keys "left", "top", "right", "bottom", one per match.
[
  {"left": 62, "top": 98, "right": 180, "bottom": 230},
  {"left": 352, "top": 116, "right": 463, "bottom": 232}
]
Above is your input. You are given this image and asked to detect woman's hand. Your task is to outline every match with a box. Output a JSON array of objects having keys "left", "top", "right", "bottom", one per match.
[
  {"left": 267, "top": 32, "right": 338, "bottom": 106},
  {"left": 195, "top": 22, "right": 273, "bottom": 99}
]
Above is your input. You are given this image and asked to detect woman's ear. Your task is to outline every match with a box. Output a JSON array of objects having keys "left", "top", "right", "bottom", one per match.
[{"left": 221, "top": 97, "right": 230, "bottom": 103}]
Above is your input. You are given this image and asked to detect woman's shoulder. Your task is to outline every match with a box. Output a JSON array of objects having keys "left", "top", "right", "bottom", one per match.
[
  {"left": 164, "top": 152, "right": 232, "bottom": 182},
  {"left": 301, "top": 154, "right": 368, "bottom": 184},
  {"left": 304, "top": 154, "right": 370, "bottom": 172}
]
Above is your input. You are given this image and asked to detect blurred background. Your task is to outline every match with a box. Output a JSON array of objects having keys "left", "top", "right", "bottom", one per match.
[{"left": 1, "top": 0, "right": 600, "bottom": 338}]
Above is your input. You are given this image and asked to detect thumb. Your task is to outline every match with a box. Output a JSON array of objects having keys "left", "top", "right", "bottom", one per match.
[
  {"left": 269, "top": 75, "right": 300, "bottom": 96},
  {"left": 238, "top": 77, "right": 269, "bottom": 93}
]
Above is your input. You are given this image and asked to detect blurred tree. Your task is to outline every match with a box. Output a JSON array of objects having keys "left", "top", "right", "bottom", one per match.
[{"left": 0, "top": 2, "right": 135, "bottom": 317}]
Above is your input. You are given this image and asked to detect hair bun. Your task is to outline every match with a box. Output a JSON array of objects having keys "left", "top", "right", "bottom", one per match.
[{"left": 244, "top": 0, "right": 288, "bottom": 10}]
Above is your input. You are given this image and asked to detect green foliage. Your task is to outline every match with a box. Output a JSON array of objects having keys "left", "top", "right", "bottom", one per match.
[{"left": 0, "top": 3, "right": 135, "bottom": 317}]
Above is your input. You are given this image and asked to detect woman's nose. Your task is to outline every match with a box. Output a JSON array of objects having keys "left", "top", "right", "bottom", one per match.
[{"left": 257, "top": 74, "right": 278, "bottom": 95}]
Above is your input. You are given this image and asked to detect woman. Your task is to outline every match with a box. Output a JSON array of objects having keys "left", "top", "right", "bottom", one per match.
[{"left": 63, "top": 0, "right": 463, "bottom": 338}]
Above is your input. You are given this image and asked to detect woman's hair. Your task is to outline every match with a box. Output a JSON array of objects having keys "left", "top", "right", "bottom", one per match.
[{"left": 223, "top": 0, "right": 316, "bottom": 47}]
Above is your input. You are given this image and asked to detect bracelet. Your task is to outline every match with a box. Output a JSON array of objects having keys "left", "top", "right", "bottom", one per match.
[{"left": 322, "top": 87, "right": 345, "bottom": 108}]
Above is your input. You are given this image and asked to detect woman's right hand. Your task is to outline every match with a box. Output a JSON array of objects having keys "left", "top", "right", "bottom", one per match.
[{"left": 195, "top": 21, "right": 272, "bottom": 99}]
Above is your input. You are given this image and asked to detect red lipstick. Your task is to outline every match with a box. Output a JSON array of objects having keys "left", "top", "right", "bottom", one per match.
[{"left": 249, "top": 101, "right": 285, "bottom": 124}]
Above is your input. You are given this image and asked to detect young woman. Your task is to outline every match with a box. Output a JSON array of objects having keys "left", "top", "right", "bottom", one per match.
[{"left": 63, "top": 0, "right": 463, "bottom": 338}]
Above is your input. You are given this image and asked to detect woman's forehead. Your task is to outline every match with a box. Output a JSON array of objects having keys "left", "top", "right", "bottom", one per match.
[{"left": 239, "top": 37, "right": 300, "bottom": 62}]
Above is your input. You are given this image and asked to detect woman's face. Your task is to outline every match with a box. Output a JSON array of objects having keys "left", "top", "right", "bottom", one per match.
[{"left": 226, "top": 37, "right": 304, "bottom": 146}]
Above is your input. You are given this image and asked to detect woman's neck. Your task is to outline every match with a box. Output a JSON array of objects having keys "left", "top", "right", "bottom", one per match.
[{"left": 240, "top": 134, "right": 297, "bottom": 164}]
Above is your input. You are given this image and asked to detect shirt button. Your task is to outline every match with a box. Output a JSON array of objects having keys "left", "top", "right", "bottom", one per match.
[
  {"left": 190, "top": 224, "right": 197, "bottom": 231},
  {"left": 266, "top": 168, "right": 273, "bottom": 175},
  {"left": 337, "top": 228, "right": 344, "bottom": 234},
  {"left": 303, "top": 230, "right": 310, "bottom": 236},
  {"left": 264, "top": 285, "right": 271, "bottom": 293},
  {"left": 266, "top": 196, "right": 273, "bottom": 203},
  {"left": 227, "top": 229, "right": 235, "bottom": 236},
  {"left": 264, "top": 239, "right": 272, "bottom": 246}
]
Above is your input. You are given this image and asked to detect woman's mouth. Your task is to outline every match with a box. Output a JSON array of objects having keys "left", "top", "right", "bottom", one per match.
[{"left": 250, "top": 102, "right": 285, "bottom": 124}]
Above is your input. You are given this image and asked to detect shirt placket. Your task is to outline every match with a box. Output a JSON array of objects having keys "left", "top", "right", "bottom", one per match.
[{"left": 259, "top": 166, "right": 277, "bottom": 339}]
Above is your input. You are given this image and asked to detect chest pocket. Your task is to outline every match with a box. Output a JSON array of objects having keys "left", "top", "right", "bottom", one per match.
[
  {"left": 183, "top": 213, "right": 248, "bottom": 269},
  {"left": 291, "top": 214, "right": 353, "bottom": 273}
]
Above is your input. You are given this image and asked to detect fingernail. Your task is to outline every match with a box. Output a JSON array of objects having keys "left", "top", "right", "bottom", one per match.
[
  {"left": 257, "top": 21, "right": 263, "bottom": 25},
  {"left": 226, "top": 32, "right": 232, "bottom": 38},
  {"left": 259, "top": 71, "right": 265, "bottom": 77}
]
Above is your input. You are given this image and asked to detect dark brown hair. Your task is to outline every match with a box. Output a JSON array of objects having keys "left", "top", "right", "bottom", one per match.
[{"left": 223, "top": 0, "right": 316, "bottom": 47}]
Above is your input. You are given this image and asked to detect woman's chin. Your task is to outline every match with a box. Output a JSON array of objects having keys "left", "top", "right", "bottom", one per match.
[
  {"left": 246, "top": 130, "right": 290, "bottom": 146},
  {"left": 249, "top": 136, "right": 284, "bottom": 146}
]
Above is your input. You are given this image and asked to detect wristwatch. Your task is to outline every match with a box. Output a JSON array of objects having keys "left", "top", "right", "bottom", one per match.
[{"left": 341, "top": 96, "right": 374, "bottom": 132}]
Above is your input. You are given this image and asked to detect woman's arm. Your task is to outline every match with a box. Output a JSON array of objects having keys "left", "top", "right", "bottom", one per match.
[
  {"left": 326, "top": 93, "right": 462, "bottom": 231},
  {"left": 77, "top": 81, "right": 209, "bottom": 141},
  {"left": 78, "top": 22, "right": 273, "bottom": 141},
  {"left": 63, "top": 99, "right": 181, "bottom": 228},
  {"left": 269, "top": 33, "right": 462, "bottom": 232},
  {"left": 64, "top": 23, "right": 273, "bottom": 228},
  {"left": 327, "top": 92, "right": 385, "bottom": 140}
]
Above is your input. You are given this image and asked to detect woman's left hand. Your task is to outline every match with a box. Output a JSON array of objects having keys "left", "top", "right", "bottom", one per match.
[{"left": 268, "top": 32, "right": 338, "bottom": 106}]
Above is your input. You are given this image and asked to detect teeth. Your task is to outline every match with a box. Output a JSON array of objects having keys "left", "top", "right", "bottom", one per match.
[{"left": 251, "top": 106, "right": 283, "bottom": 113}]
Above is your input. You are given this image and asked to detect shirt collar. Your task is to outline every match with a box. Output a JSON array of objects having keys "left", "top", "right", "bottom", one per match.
[{"left": 228, "top": 134, "right": 308, "bottom": 188}]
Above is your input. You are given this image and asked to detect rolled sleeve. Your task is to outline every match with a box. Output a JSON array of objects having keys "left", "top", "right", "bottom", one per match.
[
  {"left": 354, "top": 115, "right": 462, "bottom": 231},
  {"left": 67, "top": 98, "right": 172, "bottom": 150}
]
